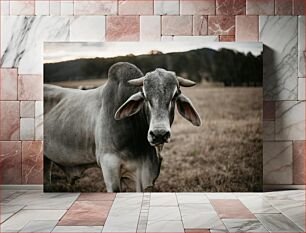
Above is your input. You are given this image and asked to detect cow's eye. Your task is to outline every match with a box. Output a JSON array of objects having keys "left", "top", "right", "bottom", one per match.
[{"left": 172, "top": 92, "right": 180, "bottom": 100}]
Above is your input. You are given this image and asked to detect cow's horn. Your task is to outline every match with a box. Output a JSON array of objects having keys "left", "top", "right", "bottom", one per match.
[
  {"left": 177, "top": 76, "right": 196, "bottom": 87},
  {"left": 128, "top": 77, "right": 145, "bottom": 86}
]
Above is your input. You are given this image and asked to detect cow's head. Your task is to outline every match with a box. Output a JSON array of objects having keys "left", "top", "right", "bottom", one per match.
[{"left": 115, "top": 68, "right": 201, "bottom": 148}]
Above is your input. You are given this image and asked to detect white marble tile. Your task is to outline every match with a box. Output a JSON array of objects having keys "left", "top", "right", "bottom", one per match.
[
  {"left": 1, "top": 16, "right": 70, "bottom": 74},
  {"left": 146, "top": 221, "right": 184, "bottom": 233},
  {"left": 298, "top": 78, "right": 305, "bottom": 100},
  {"left": 70, "top": 16, "right": 106, "bottom": 42},
  {"left": 35, "top": 101, "right": 43, "bottom": 140},
  {"left": 263, "top": 141, "right": 293, "bottom": 184},
  {"left": 35, "top": 1, "right": 50, "bottom": 15},
  {"left": 148, "top": 206, "right": 181, "bottom": 221},
  {"left": 161, "top": 36, "right": 173, "bottom": 41},
  {"left": 275, "top": 101, "right": 305, "bottom": 140},
  {"left": 49, "top": 1, "right": 61, "bottom": 15},
  {"left": 263, "top": 190, "right": 305, "bottom": 201},
  {"left": 182, "top": 211, "right": 223, "bottom": 229},
  {"left": 61, "top": 1, "right": 74, "bottom": 16},
  {"left": 298, "top": 16, "right": 305, "bottom": 78},
  {"left": 180, "top": 203, "right": 215, "bottom": 215},
  {"left": 20, "top": 118, "right": 35, "bottom": 140},
  {"left": 150, "top": 193, "right": 177, "bottom": 206},
  {"left": 20, "top": 220, "right": 58, "bottom": 232},
  {"left": 223, "top": 219, "right": 268, "bottom": 232},
  {"left": 140, "top": 16, "right": 161, "bottom": 41},
  {"left": 53, "top": 226, "right": 103, "bottom": 232},
  {"left": 263, "top": 121, "right": 275, "bottom": 141},
  {"left": 1, "top": 209, "right": 66, "bottom": 232},
  {"left": 1, "top": 204, "right": 25, "bottom": 223},
  {"left": 154, "top": 0, "right": 179, "bottom": 15},
  {"left": 238, "top": 196, "right": 279, "bottom": 214},
  {"left": 206, "top": 192, "right": 237, "bottom": 199},
  {"left": 0, "top": 190, "right": 17, "bottom": 201},
  {"left": 173, "top": 36, "right": 219, "bottom": 42},
  {"left": 256, "top": 214, "right": 303, "bottom": 232},
  {"left": 260, "top": 16, "right": 298, "bottom": 100},
  {"left": 73, "top": 1, "right": 117, "bottom": 15},
  {"left": 176, "top": 193, "right": 210, "bottom": 204},
  {"left": 20, "top": 101, "right": 35, "bottom": 118},
  {"left": 115, "top": 192, "right": 143, "bottom": 198},
  {"left": 1, "top": 0, "right": 10, "bottom": 15}
]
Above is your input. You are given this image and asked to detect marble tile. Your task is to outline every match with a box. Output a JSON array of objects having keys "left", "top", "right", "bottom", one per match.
[
  {"left": 70, "top": 16, "right": 106, "bottom": 42},
  {"left": 263, "top": 141, "right": 293, "bottom": 184},
  {"left": 275, "top": 101, "right": 305, "bottom": 140},
  {"left": 20, "top": 220, "right": 58, "bottom": 232},
  {"left": 298, "top": 16, "right": 305, "bottom": 78},
  {"left": 180, "top": 0, "right": 215, "bottom": 15},
  {"left": 298, "top": 78, "right": 305, "bottom": 100},
  {"left": 20, "top": 118, "right": 35, "bottom": 140},
  {"left": 236, "top": 16, "right": 258, "bottom": 41},
  {"left": 223, "top": 219, "right": 268, "bottom": 232},
  {"left": 1, "top": 16, "right": 70, "bottom": 74},
  {"left": 263, "top": 121, "right": 275, "bottom": 141},
  {"left": 78, "top": 193, "right": 116, "bottom": 201},
  {"left": 1, "top": 204, "right": 25, "bottom": 223},
  {"left": 20, "top": 101, "right": 35, "bottom": 118},
  {"left": 140, "top": 16, "right": 161, "bottom": 41},
  {"left": 275, "top": 0, "right": 293, "bottom": 15},
  {"left": 74, "top": 1, "right": 117, "bottom": 15},
  {"left": 146, "top": 221, "right": 184, "bottom": 232},
  {"left": 35, "top": 101, "right": 43, "bottom": 140},
  {"left": 119, "top": 0, "right": 153, "bottom": 15},
  {"left": 0, "top": 190, "right": 17, "bottom": 201},
  {"left": 21, "top": 141, "right": 43, "bottom": 184},
  {"left": 219, "top": 35, "right": 235, "bottom": 42},
  {"left": 106, "top": 16, "right": 140, "bottom": 41},
  {"left": 148, "top": 206, "right": 181, "bottom": 221},
  {"left": 206, "top": 193, "right": 237, "bottom": 199},
  {"left": 18, "top": 75, "right": 43, "bottom": 100},
  {"left": 216, "top": 0, "right": 246, "bottom": 15},
  {"left": 150, "top": 193, "right": 177, "bottom": 206},
  {"left": 176, "top": 193, "right": 209, "bottom": 204},
  {"left": 10, "top": 0, "right": 35, "bottom": 15},
  {"left": 246, "top": 0, "right": 274, "bottom": 15},
  {"left": 1, "top": 0, "right": 10, "bottom": 15},
  {"left": 263, "top": 101, "right": 275, "bottom": 120},
  {"left": 35, "top": 1, "right": 50, "bottom": 15},
  {"left": 184, "top": 229, "right": 210, "bottom": 233},
  {"left": 115, "top": 192, "right": 143, "bottom": 199},
  {"left": 208, "top": 16, "right": 235, "bottom": 35},
  {"left": 161, "top": 36, "right": 173, "bottom": 41},
  {"left": 154, "top": 0, "right": 179, "bottom": 15},
  {"left": 260, "top": 16, "right": 298, "bottom": 100},
  {"left": 0, "top": 101, "right": 20, "bottom": 140},
  {"left": 263, "top": 190, "right": 305, "bottom": 201},
  {"left": 181, "top": 210, "right": 224, "bottom": 230},
  {"left": 293, "top": 0, "right": 305, "bottom": 15},
  {"left": 256, "top": 213, "right": 303, "bottom": 232},
  {"left": 210, "top": 199, "right": 256, "bottom": 219},
  {"left": 49, "top": 1, "right": 61, "bottom": 16},
  {"left": 173, "top": 36, "right": 218, "bottom": 42},
  {"left": 193, "top": 16, "right": 208, "bottom": 36},
  {"left": 238, "top": 196, "right": 279, "bottom": 213},
  {"left": 0, "top": 68, "right": 18, "bottom": 100},
  {"left": 0, "top": 209, "right": 66, "bottom": 232},
  {"left": 162, "top": 16, "right": 192, "bottom": 36},
  {"left": 293, "top": 141, "right": 305, "bottom": 184},
  {"left": 61, "top": 1, "right": 74, "bottom": 16},
  {"left": 1, "top": 191, "right": 26, "bottom": 203},
  {"left": 52, "top": 226, "right": 103, "bottom": 232}
]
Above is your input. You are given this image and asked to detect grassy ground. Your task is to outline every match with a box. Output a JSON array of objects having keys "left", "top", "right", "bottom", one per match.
[{"left": 47, "top": 84, "right": 263, "bottom": 192}]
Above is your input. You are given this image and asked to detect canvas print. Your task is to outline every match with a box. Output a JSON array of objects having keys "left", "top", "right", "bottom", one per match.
[{"left": 43, "top": 42, "right": 263, "bottom": 192}]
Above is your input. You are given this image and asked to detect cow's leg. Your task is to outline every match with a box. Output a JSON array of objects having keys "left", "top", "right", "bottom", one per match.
[
  {"left": 44, "top": 156, "right": 53, "bottom": 185},
  {"left": 99, "top": 153, "right": 121, "bottom": 192}
]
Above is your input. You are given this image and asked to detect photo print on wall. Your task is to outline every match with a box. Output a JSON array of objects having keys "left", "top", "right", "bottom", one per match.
[{"left": 43, "top": 42, "right": 263, "bottom": 192}]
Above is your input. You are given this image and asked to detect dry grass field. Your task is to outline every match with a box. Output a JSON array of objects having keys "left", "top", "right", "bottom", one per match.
[{"left": 47, "top": 83, "right": 263, "bottom": 192}]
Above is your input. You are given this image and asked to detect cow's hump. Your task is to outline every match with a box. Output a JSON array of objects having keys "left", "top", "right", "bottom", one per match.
[{"left": 108, "top": 62, "right": 144, "bottom": 84}]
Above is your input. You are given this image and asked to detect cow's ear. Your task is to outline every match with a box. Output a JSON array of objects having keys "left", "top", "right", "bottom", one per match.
[
  {"left": 176, "top": 94, "right": 201, "bottom": 126},
  {"left": 115, "top": 92, "right": 145, "bottom": 120}
]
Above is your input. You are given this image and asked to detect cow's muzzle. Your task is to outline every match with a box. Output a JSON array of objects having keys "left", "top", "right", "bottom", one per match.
[{"left": 148, "top": 129, "right": 171, "bottom": 146}]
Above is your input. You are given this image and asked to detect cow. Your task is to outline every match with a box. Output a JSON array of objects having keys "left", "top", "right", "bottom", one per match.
[{"left": 44, "top": 62, "right": 201, "bottom": 192}]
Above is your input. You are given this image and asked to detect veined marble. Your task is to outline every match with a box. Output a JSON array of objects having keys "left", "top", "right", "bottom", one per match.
[
  {"left": 298, "top": 16, "right": 305, "bottom": 78},
  {"left": 35, "top": 1, "right": 49, "bottom": 16},
  {"left": 260, "top": 16, "right": 298, "bottom": 100},
  {"left": 154, "top": 0, "right": 179, "bottom": 15},
  {"left": 1, "top": 16, "right": 70, "bottom": 74},
  {"left": 256, "top": 214, "right": 303, "bottom": 232}
]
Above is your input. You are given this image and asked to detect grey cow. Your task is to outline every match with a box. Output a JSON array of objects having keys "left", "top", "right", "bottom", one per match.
[{"left": 44, "top": 62, "right": 201, "bottom": 192}]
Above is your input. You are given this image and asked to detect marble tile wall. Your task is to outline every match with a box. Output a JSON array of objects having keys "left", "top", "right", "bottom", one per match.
[{"left": 0, "top": 0, "right": 305, "bottom": 186}]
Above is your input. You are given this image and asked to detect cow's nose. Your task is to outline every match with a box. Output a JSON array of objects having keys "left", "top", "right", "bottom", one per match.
[{"left": 149, "top": 129, "right": 171, "bottom": 144}]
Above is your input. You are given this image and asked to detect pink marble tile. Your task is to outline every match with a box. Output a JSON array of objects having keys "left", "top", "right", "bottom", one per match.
[
  {"left": 180, "top": 0, "right": 215, "bottom": 15},
  {"left": 219, "top": 35, "right": 235, "bottom": 42},
  {"left": 21, "top": 141, "right": 43, "bottom": 184},
  {"left": 293, "top": 141, "right": 305, "bottom": 184},
  {"left": 74, "top": 0, "right": 117, "bottom": 15},
  {"left": 0, "top": 69, "right": 18, "bottom": 100},
  {"left": 263, "top": 101, "right": 275, "bottom": 121},
  {"left": 58, "top": 201, "right": 113, "bottom": 226},
  {"left": 193, "top": 16, "right": 208, "bottom": 36},
  {"left": 119, "top": 0, "right": 153, "bottom": 15},
  {"left": 106, "top": 16, "right": 140, "bottom": 41},
  {"left": 275, "top": 0, "right": 293, "bottom": 15},
  {"left": 140, "top": 16, "right": 161, "bottom": 41},
  {"left": 216, "top": 0, "right": 246, "bottom": 15},
  {"left": 78, "top": 193, "right": 116, "bottom": 201},
  {"left": 162, "top": 16, "right": 192, "bottom": 36},
  {"left": 20, "top": 101, "right": 35, "bottom": 118},
  {"left": 0, "top": 141, "right": 22, "bottom": 184},
  {"left": 0, "top": 101, "right": 20, "bottom": 140},
  {"left": 236, "top": 15, "right": 258, "bottom": 42},
  {"left": 18, "top": 75, "right": 43, "bottom": 100},
  {"left": 246, "top": 0, "right": 274, "bottom": 15},
  {"left": 210, "top": 199, "right": 256, "bottom": 219},
  {"left": 10, "top": 0, "right": 35, "bottom": 15},
  {"left": 293, "top": 0, "right": 305, "bottom": 15},
  {"left": 208, "top": 16, "right": 235, "bottom": 36}
]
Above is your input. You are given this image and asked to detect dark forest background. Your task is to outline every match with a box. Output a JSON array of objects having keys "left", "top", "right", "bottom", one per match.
[{"left": 44, "top": 47, "right": 262, "bottom": 86}]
